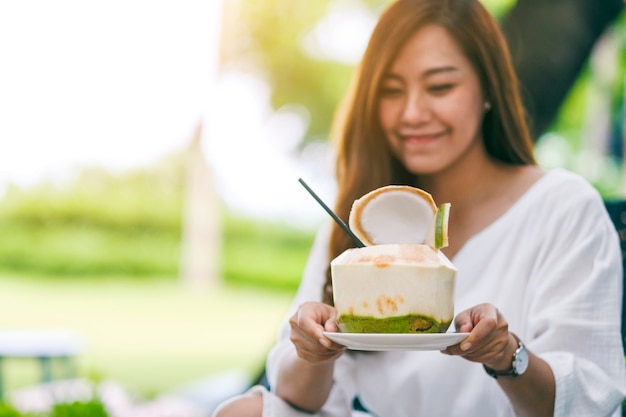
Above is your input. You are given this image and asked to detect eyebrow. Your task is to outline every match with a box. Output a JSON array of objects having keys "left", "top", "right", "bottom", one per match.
[
  {"left": 422, "top": 66, "right": 459, "bottom": 77},
  {"left": 382, "top": 66, "right": 460, "bottom": 81}
]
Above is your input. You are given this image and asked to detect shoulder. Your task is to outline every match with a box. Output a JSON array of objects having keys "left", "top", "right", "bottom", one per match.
[
  {"left": 525, "top": 169, "right": 618, "bottom": 249},
  {"left": 508, "top": 168, "right": 612, "bottom": 242},
  {"left": 538, "top": 168, "right": 599, "bottom": 196},
  {"left": 528, "top": 168, "right": 604, "bottom": 211}
]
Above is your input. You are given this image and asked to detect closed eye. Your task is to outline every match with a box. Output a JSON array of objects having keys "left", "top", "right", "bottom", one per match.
[
  {"left": 380, "top": 86, "right": 404, "bottom": 97},
  {"left": 428, "top": 84, "right": 454, "bottom": 94}
]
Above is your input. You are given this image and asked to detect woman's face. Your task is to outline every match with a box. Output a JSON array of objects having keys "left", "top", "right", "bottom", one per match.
[{"left": 378, "top": 24, "right": 487, "bottom": 176}]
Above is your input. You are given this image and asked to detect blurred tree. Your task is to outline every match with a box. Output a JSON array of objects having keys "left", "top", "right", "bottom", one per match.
[
  {"left": 220, "top": 0, "right": 388, "bottom": 143},
  {"left": 220, "top": 0, "right": 518, "bottom": 145},
  {"left": 501, "top": 0, "right": 624, "bottom": 139},
  {"left": 220, "top": 0, "right": 625, "bottom": 161}
]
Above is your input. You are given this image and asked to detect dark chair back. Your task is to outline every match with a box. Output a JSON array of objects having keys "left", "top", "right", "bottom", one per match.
[{"left": 604, "top": 200, "right": 626, "bottom": 350}]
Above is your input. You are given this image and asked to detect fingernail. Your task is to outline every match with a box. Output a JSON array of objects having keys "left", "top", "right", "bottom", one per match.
[
  {"left": 461, "top": 342, "right": 471, "bottom": 351},
  {"left": 319, "top": 338, "right": 330, "bottom": 348}
]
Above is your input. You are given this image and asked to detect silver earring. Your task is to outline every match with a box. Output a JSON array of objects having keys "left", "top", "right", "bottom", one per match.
[{"left": 484, "top": 101, "right": 491, "bottom": 111}]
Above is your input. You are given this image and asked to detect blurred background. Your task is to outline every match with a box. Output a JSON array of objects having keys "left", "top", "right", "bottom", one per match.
[{"left": 0, "top": 0, "right": 624, "bottom": 415}]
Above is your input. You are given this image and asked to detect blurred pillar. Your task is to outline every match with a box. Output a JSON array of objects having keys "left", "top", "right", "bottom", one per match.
[
  {"left": 501, "top": 0, "right": 624, "bottom": 139},
  {"left": 178, "top": 0, "right": 224, "bottom": 290},
  {"left": 180, "top": 122, "right": 221, "bottom": 291}
]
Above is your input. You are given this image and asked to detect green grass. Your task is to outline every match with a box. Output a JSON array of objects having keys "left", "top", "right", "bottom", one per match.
[
  {"left": 0, "top": 216, "right": 314, "bottom": 291},
  {"left": 0, "top": 276, "right": 295, "bottom": 396},
  {"left": 222, "top": 216, "right": 315, "bottom": 291},
  {"left": 0, "top": 222, "right": 180, "bottom": 277},
  {"left": 0, "top": 156, "right": 314, "bottom": 401},
  {"left": 0, "top": 196, "right": 314, "bottom": 292}
]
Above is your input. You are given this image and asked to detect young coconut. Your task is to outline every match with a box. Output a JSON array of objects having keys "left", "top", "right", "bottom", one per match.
[{"left": 332, "top": 185, "right": 456, "bottom": 333}]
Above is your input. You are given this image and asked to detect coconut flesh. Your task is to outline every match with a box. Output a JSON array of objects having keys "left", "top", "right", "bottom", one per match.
[
  {"left": 348, "top": 186, "right": 434, "bottom": 246},
  {"left": 332, "top": 186, "right": 457, "bottom": 333}
]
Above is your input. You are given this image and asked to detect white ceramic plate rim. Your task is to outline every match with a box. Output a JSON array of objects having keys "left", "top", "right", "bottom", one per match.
[{"left": 322, "top": 332, "right": 470, "bottom": 351}]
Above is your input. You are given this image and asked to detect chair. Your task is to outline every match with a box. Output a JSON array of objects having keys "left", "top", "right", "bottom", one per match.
[
  {"left": 603, "top": 200, "right": 626, "bottom": 417},
  {"left": 604, "top": 200, "right": 626, "bottom": 349},
  {"left": 0, "top": 329, "right": 82, "bottom": 401}
]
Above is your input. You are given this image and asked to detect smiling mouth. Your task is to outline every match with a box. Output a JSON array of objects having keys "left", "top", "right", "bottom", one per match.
[{"left": 397, "top": 131, "right": 446, "bottom": 142}]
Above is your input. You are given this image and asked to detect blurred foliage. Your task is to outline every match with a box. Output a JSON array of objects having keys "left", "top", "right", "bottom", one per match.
[
  {"left": 0, "top": 153, "right": 312, "bottom": 292},
  {"left": 222, "top": 0, "right": 626, "bottom": 196},
  {"left": 0, "top": 404, "right": 21, "bottom": 417},
  {"left": 0, "top": 155, "right": 185, "bottom": 278},
  {"left": 537, "top": 11, "right": 626, "bottom": 198},
  {"left": 549, "top": 13, "right": 626, "bottom": 148},
  {"left": 0, "top": 159, "right": 184, "bottom": 232},
  {"left": 480, "top": 0, "right": 516, "bottom": 18},
  {"left": 0, "top": 400, "right": 108, "bottom": 417},
  {"left": 220, "top": 0, "right": 516, "bottom": 143},
  {"left": 222, "top": 215, "right": 314, "bottom": 291},
  {"left": 221, "top": 0, "right": 382, "bottom": 142},
  {"left": 49, "top": 401, "right": 108, "bottom": 417},
  {"left": 1, "top": 0, "right": 624, "bottom": 288}
]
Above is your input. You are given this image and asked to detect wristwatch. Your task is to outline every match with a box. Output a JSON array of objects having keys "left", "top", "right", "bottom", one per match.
[{"left": 483, "top": 333, "right": 529, "bottom": 379}]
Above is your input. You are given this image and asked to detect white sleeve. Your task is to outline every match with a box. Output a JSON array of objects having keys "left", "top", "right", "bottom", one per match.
[
  {"left": 526, "top": 181, "right": 626, "bottom": 416},
  {"left": 265, "top": 222, "right": 357, "bottom": 416}
]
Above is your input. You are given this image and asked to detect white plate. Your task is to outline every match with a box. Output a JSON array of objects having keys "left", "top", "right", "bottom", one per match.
[{"left": 322, "top": 332, "right": 469, "bottom": 351}]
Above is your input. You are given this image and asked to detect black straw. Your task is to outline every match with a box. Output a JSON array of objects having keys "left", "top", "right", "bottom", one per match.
[{"left": 298, "top": 178, "right": 365, "bottom": 248}]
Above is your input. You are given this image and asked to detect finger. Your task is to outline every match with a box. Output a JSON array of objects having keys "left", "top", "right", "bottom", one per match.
[
  {"left": 443, "top": 307, "right": 498, "bottom": 355},
  {"left": 291, "top": 305, "right": 330, "bottom": 340},
  {"left": 453, "top": 311, "right": 474, "bottom": 334},
  {"left": 444, "top": 325, "right": 508, "bottom": 362},
  {"left": 318, "top": 335, "right": 343, "bottom": 350},
  {"left": 296, "top": 332, "right": 346, "bottom": 360},
  {"left": 440, "top": 334, "right": 470, "bottom": 355},
  {"left": 318, "top": 335, "right": 346, "bottom": 350},
  {"left": 290, "top": 303, "right": 347, "bottom": 360},
  {"left": 323, "top": 311, "right": 339, "bottom": 332},
  {"left": 442, "top": 332, "right": 500, "bottom": 359},
  {"left": 456, "top": 322, "right": 474, "bottom": 333},
  {"left": 458, "top": 309, "right": 498, "bottom": 352},
  {"left": 319, "top": 332, "right": 349, "bottom": 351}
]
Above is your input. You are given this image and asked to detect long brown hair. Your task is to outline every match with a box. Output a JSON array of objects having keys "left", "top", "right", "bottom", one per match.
[{"left": 323, "top": 0, "right": 536, "bottom": 304}]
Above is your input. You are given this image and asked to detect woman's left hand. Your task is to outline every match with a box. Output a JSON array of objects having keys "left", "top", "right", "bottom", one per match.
[{"left": 441, "top": 303, "right": 517, "bottom": 371}]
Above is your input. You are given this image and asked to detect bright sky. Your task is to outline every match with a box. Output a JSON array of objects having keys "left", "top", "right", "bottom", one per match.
[
  {"left": 0, "top": 0, "right": 213, "bottom": 182},
  {"left": 0, "top": 0, "right": 376, "bottom": 227}
]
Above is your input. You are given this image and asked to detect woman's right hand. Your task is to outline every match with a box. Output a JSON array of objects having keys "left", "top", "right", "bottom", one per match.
[{"left": 289, "top": 301, "right": 346, "bottom": 364}]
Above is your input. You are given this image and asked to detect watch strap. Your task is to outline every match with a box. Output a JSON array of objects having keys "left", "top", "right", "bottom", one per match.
[{"left": 483, "top": 334, "right": 526, "bottom": 379}]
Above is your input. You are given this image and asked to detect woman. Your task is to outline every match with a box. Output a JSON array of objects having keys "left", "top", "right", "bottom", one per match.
[{"left": 214, "top": 0, "right": 626, "bottom": 415}]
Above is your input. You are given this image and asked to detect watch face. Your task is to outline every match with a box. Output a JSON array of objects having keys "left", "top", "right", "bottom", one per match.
[{"left": 514, "top": 345, "right": 529, "bottom": 375}]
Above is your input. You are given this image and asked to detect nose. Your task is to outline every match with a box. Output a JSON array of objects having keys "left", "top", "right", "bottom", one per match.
[{"left": 401, "top": 92, "right": 430, "bottom": 125}]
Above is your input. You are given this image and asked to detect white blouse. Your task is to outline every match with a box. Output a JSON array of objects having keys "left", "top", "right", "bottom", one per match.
[{"left": 265, "top": 169, "right": 626, "bottom": 417}]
